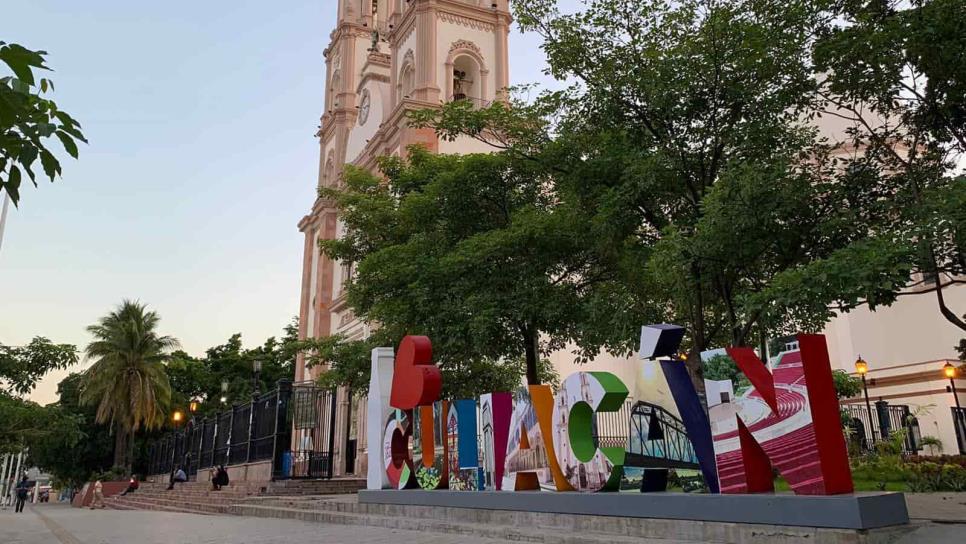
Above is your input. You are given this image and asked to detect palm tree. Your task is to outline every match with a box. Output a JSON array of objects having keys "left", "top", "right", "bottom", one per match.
[{"left": 80, "top": 300, "right": 178, "bottom": 469}]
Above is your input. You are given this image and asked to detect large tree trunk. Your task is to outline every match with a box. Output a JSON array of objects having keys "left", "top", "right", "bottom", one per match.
[
  {"left": 522, "top": 324, "right": 541, "bottom": 385},
  {"left": 113, "top": 422, "right": 129, "bottom": 470}
]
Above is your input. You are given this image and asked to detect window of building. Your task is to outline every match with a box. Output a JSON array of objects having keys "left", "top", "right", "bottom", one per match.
[
  {"left": 341, "top": 261, "right": 354, "bottom": 290},
  {"left": 450, "top": 55, "right": 480, "bottom": 103}
]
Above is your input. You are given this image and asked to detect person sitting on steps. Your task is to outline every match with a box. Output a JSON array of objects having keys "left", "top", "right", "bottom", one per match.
[
  {"left": 119, "top": 475, "right": 139, "bottom": 496},
  {"left": 211, "top": 465, "right": 229, "bottom": 491},
  {"left": 167, "top": 466, "right": 187, "bottom": 490}
]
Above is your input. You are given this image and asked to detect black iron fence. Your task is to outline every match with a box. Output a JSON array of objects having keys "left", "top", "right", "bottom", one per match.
[
  {"left": 842, "top": 401, "right": 921, "bottom": 454},
  {"left": 288, "top": 383, "right": 337, "bottom": 479},
  {"left": 953, "top": 407, "right": 966, "bottom": 455},
  {"left": 144, "top": 380, "right": 336, "bottom": 482}
]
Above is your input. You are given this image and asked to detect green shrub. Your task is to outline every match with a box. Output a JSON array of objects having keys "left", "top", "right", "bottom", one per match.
[
  {"left": 906, "top": 462, "right": 966, "bottom": 492},
  {"left": 89, "top": 465, "right": 128, "bottom": 482},
  {"left": 905, "top": 455, "right": 966, "bottom": 469}
]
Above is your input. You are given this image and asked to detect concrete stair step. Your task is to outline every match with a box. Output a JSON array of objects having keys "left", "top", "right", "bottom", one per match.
[
  {"left": 110, "top": 496, "right": 230, "bottom": 516},
  {"left": 129, "top": 490, "right": 249, "bottom": 499},
  {"left": 228, "top": 503, "right": 692, "bottom": 544}
]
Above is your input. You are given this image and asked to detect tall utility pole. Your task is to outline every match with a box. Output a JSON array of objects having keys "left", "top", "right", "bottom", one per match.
[
  {"left": 0, "top": 454, "right": 10, "bottom": 508},
  {"left": 0, "top": 191, "right": 11, "bottom": 255}
]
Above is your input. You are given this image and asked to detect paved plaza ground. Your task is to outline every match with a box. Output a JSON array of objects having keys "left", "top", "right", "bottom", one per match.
[
  {"left": 0, "top": 503, "right": 508, "bottom": 544},
  {"left": 2, "top": 498, "right": 965, "bottom": 544}
]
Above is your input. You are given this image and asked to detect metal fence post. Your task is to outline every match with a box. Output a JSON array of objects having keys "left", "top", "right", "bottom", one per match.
[
  {"left": 197, "top": 419, "right": 205, "bottom": 469},
  {"left": 875, "top": 399, "right": 891, "bottom": 443},
  {"left": 271, "top": 380, "right": 293, "bottom": 480},
  {"left": 226, "top": 404, "right": 237, "bottom": 465},
  {"left": 327, "top": 389, "right": 338, "bottom": 479},
  {"left": 247, "top": 395, "right": 258, "bottom": 464}
]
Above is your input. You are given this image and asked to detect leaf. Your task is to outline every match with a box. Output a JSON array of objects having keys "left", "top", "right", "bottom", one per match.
[
  {"left": 19, "top": 144, "right": 38, "bottom": 176},
  {"left": 39, "top": 149, "right": 60, "bottom": 180},
  {"left": 55, "top": 131, "right": 79, "bottom": 159},
  {"left": 4, "top": 166, "right": 22, "bottom": 205},
  {"left": 9, "top": 77, "right": 29, "bottom": 94},
  {"left": 8, "top": 164, "right": 22, "bottom": 190}
]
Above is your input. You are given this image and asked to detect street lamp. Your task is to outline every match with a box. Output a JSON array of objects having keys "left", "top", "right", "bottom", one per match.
[
  {"left": 252, "top": 359, "right": 263, "bottom": 397},
  {"left": 169, "top": 410, "right": 186, "bottom": 486},
  {"left": 855, "top": 356, "right": 874, "bottom": 442},
  {"left": 944, "top": 362, "right": 961, "bottom": 410},
  {"left": 220, "top": 380, "right": 229, "bottom": 404},
  {"left": 189, "top": 401, "right": 199, "bottom": 415}
]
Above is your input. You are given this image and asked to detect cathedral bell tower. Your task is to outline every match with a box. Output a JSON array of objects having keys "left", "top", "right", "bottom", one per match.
[{"left": 294, "top": 0, "right": 511, "bottom": 476}]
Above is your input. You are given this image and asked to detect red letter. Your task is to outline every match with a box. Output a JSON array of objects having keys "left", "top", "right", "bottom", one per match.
[
  {"left": 708, "top": 334, "right": 852, "bottom": 495},
  {"left": 390, "top": 335, "right": 442, "bottom": 410}
]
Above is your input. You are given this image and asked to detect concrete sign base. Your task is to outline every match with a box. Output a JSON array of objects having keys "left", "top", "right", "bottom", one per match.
[{"left": 359, "top": 489, "right": 909, "bottom": 530}]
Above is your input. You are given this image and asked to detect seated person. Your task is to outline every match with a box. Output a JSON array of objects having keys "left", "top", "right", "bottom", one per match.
[{"left": 167, "top": 467, "right": 188, "bottom": 490}]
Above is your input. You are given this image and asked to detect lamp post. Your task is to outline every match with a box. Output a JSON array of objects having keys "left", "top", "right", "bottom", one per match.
[
  {"left": 945, "top": 362, "right": 961, "bottom": 410},
  {"left": 855, "top": 356, "right": 874, "bottom": 442},
  {"left": 252, "top": 359, "right": 262, "bottom": 397},
  {"left": 220, "top": 380, "right": 229, "bottom": 405},
  {"left": 170, "top": 410, "right": 185, "bottom": 487}
]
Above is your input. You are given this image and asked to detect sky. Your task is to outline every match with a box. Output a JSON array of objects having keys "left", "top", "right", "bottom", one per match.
[{"left": 1, "top": 1, "right": 572, "bottom": 404}]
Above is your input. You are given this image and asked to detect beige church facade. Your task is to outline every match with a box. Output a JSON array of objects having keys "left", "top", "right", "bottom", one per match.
[
  {"left": 295, "top": 0, "right": 964, "bottom": 478},
  {"left": 294, "top": 0, "right": 512, "bottom": 477}
]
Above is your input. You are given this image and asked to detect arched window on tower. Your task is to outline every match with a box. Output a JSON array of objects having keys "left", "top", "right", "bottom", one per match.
[
  {"left": 446, "top": 41, "right": 488, "bottom": 107},
  {"left": 451, "top": 55, "right": 482, "bottom": 105}
]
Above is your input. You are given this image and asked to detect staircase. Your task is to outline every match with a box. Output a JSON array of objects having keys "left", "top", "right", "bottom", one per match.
[
  {"left": 108, "top": 478, "right": 366, "bottom": 516},
  {"left": 108, "top": 481, "right": 259, "bottom": 515}
]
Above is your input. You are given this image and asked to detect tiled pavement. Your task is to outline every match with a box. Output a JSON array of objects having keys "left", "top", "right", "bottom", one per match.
[
  {"left": 0, "top": 503, "right": 509, "bottom": 544},
  {"left": 4, "top": 495, "right": 965, "bottom": 544}
]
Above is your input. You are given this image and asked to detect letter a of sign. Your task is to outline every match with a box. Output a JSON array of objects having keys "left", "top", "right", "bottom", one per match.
[
  {"left": 390, "top": 335, "right": 442, "bottom": 410},
  {"left": 708, "top": 334, "right": 852, "bottom": 495}
]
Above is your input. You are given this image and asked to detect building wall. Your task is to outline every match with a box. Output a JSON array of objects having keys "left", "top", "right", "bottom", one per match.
[
  {"left": 826, "top": 284, "right": 966, "bottom": 453},
  {"left": 824, "top": 285, "right": 966, "bottom": 371},
  {"left": 295, "top": 0, "right": 512, "bottom": 477}
]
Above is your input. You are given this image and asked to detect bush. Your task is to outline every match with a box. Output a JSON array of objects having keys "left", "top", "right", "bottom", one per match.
[
  {"left": 851, "top": 455, "right": 913, "bottom": 485},
  {"left": 904, "top": 455, "right": 966, "bottom": 469},
  {"left": 89, "top": 465, "right": 128, "bottom": 482},
  {"left": 907, "top": 462, "right": 966, "bottom": 492}
]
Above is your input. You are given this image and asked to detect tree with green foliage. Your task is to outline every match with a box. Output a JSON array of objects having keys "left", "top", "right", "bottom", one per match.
[
  {"left": 0, "top": 336, "right": 77, "bottom": 395},
  {"left": 80, "top": 300, "right": 177, "bottom": 469},
  {"left": 413, "top": 0, "right": 871, "bottom": 383},
  {"left": 0, "top": 336, "right": 79, "bottom": 454},
  {"left": 25, "top": 373, "right": 113, "bottom": 487},
  {"left": 831, "top": 369, "right": 862, "bottom": 400},
  {"left": 319, "top": 147, "right": 604, "bottom": 387},
  {"left": 701, "top": 354, "right": 751, "bottom": 392},
  {"left": 757, "top": 0, "right": 966, "bottom": 340},
  {"left": 299, "top": 330, "right": 560, "bottom": 399},
  {"left": 165, "top": 319, "right": 300, "bottom": 416},
  {"left": 1, "top": 41, "right": 86, "bottom": 205},
  {"left": 0, "top": 395, "right": 82, "bottom": 457}
]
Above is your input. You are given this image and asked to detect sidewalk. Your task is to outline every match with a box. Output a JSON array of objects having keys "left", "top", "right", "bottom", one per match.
[
  {"left": 0, "top": 502, "right": 512, "bottom": 544},
  {"left": 905, "top": 492, "right": 966, "bottom": 523}
]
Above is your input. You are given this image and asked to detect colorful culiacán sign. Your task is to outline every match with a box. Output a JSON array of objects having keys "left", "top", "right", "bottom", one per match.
[{"left": 366, "top": 325, "right": 853, "bottom": 496}]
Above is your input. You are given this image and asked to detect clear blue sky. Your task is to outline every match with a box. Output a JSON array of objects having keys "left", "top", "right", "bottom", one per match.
[{"left": 1, "top": 1, "right": 570, "bottom": 403}]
